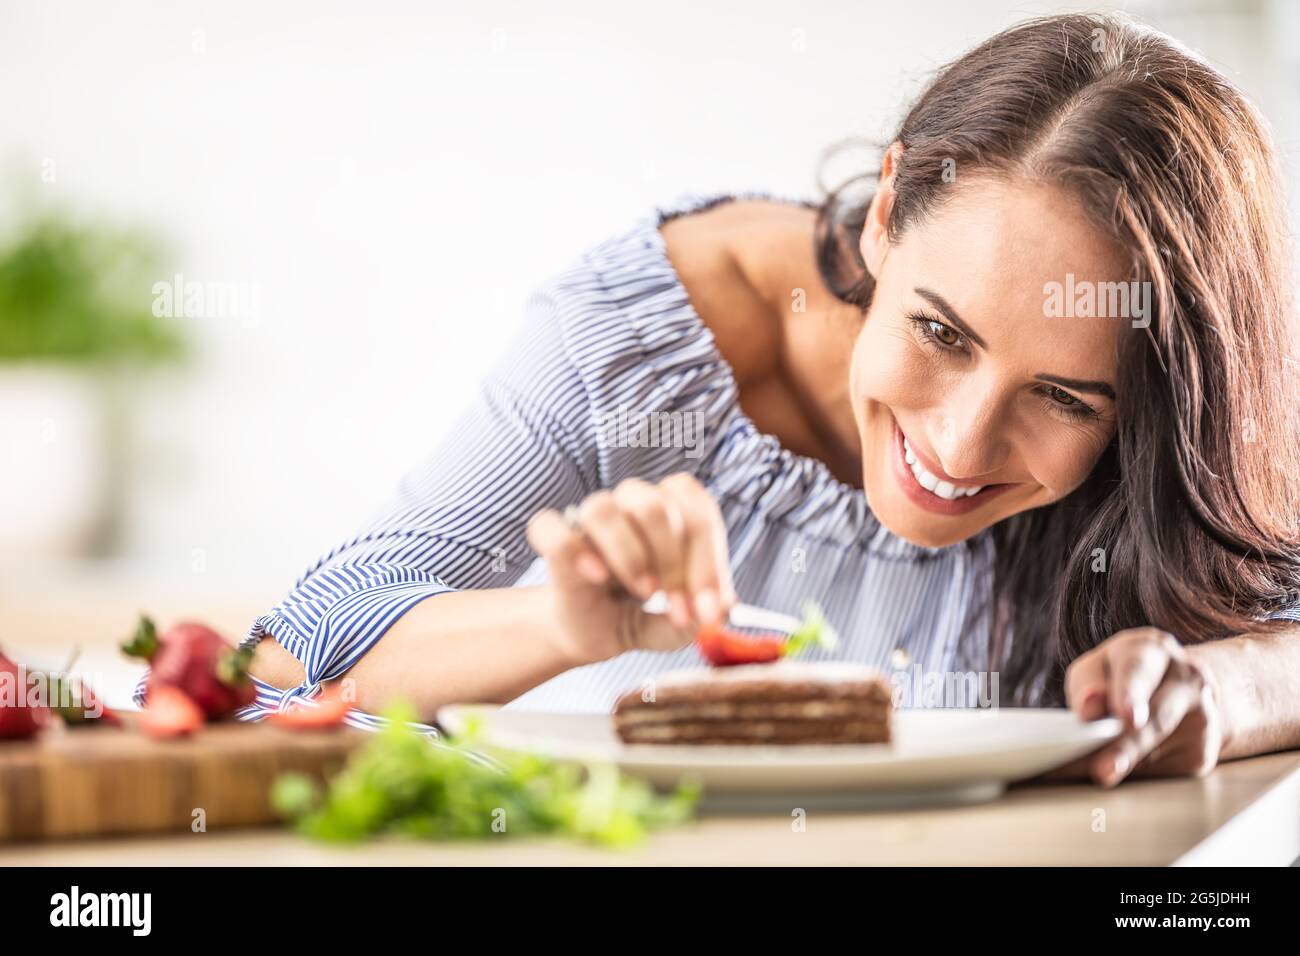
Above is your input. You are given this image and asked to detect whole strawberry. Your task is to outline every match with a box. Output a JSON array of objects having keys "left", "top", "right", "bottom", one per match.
[
  {"left": 122, "top": 616, "right": 256, "bottom": 720},
  {"left": 0, "top": 650, "right": 49, "bottom": 740}
]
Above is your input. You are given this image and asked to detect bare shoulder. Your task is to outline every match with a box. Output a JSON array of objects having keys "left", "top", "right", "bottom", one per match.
[{"left": 658, "top": 199, "right": 803, "bottom": 384}]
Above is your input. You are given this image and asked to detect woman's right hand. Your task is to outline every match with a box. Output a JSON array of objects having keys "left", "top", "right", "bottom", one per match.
[{"left": 526, "top": 474, "right": 736, "bottom": 666}]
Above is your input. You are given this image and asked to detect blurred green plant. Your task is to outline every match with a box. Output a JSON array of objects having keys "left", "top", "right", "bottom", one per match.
[
  {"left": 271, "top": 703, "right": 700, "bottom": 847},
  {"left": 0, "top": 213, "right": 183, "bottom": 363}
]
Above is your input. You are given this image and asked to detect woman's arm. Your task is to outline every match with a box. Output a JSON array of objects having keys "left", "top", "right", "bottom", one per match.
[
  {"left": 1187, "top": 623, "right": 1300, "bottom": 759},
  {"left": 250, "top": 473, "right": 743, "bottom": 723},
  {"left": 252, "top": 587, "right": 578, "bottom": 719},
  {"left": 254, "top": 467, "right": 737, "bottom": 722}
]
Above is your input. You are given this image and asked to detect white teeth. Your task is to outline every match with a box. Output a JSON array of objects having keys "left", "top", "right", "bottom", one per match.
[{"left": 902, "top": 436, "right": 984, "bottom": 500}]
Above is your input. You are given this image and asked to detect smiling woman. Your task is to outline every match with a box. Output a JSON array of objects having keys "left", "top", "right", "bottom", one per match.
[
  {"left": 233, "top": 11, "right": 1300, "bottom": 789},
  {"left": 813, "top": 14, "right": 1300, "bottom": 718}
]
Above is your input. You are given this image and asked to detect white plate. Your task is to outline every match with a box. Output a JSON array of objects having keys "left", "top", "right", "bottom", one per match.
[{"left": 437, "top": 705, "right": 1124, "bottom": 811}]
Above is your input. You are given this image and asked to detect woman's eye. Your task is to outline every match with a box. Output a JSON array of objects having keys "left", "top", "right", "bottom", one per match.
[
  {"left": 1041, "top": 385, "right": 1098, "bottom": 419},
  {"left": 906, "top": 311, "right": 968, "bottom": 353},
  {"left": 929, "top": 321, "right": 962, "bottom": 347}
]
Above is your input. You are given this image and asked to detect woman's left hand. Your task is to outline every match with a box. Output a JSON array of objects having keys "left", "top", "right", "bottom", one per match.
[{"left": 1051, "top": 627, "right": 1225, "bottom": 787}]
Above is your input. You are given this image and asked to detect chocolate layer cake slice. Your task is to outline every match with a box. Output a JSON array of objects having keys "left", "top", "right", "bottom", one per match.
[{"left": 613, "top": 661, "right": 893, "bottom": 745}]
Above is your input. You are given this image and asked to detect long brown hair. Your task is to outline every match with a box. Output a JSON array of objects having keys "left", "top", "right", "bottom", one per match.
[{"left": 815, "top": 12, "right": 1300, "bottom": 706}]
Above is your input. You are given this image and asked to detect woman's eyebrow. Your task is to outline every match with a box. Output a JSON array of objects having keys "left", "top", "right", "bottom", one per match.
[
  {"left": 915, "top": 287, "right": 988, "bottom": 349},
  {"left": 1035, "top": 374, "right": 1117, "bottom": 401},
  {"left": 914, "top": 286, "right": 1118, "bottom": 401}
]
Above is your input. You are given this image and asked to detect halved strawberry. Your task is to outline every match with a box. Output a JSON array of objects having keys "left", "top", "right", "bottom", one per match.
[
  {"left": 139, "top": 686, "right": 204, "bottom": 739},
  {"left": 270, "top": 685, "right": 351, "bottom": 730},
  {"left": 695, "top": 626, "right": 785, "bottom": 667}
]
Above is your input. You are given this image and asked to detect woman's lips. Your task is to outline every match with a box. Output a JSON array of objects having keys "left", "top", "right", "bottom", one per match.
[{"left": 890, "top": 418, "right": 1014, "bottom": 516}]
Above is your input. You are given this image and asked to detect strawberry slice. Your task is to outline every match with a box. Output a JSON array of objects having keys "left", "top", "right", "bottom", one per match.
[
  {"left": 139, "top": 686, "right": 204, "bottom": 739},
  {"left": 694, "top": 603, "right": 840, "bottom": 668},
  {"left": 695, "top": 625, "right": 785, "bottom": 667},
  {"left": 270, "top": 686, "right": 351, "bottom": 730}
]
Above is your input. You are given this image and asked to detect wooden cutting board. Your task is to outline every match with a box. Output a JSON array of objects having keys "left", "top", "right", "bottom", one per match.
[{"left": 0, "top": 719, "right": 366, "bottom": 842}]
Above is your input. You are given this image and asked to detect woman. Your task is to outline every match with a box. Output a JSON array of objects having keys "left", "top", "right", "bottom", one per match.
[{"left": 244, "top": 12, "right": 1300, "bottom": 788}]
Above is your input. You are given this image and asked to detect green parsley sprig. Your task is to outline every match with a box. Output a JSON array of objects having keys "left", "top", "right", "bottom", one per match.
[
  {"left": 271, "top": 703, "right": 699, "bottom": 847},
  {"left": 780, "top": 600, "right": 841, "bottom": 658}
]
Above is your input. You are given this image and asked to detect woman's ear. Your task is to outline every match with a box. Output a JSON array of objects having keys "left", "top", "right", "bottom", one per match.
[{"left": 860, "top": 141, "right": 903, "bottom": 279}]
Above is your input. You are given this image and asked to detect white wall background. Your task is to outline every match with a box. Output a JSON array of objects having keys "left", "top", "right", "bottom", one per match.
[{"left": 0, "top": 0, "right": 1295, "bottom": 592}]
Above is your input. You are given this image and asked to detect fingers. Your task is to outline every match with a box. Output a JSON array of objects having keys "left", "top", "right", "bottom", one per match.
[
  {"left": 1145, "top": 657, "right": 1202, "bottom": 743},
  {"left": 661, "top": 473, "right": 735, "bottom": 627},
  {"left": 611, "top": 479, "right": 694, "bottom": 627},
  {"left": 1106, "top": 628, "right": 1181, "bottom": 730},
  {"left": 526, "top": 508, "right": 610, "bottom": 587},
  {"left": 1091, "top": 674, "right": 1197, "bottom": 787},
  {"left": 1064, "top": 647, "right": 1108, "bottom": 720},
  {"left": 1133, "top": 681, "right": 1222, "bottom": 780},
  {"left": 612, "top": 479, "right": 683, "bottom": 593},
  {"left": 575, "top": 491, "right": 657, "bottom": 598},
  {"left": 529, "top": 474, "right": 734, "bottom": 630},
  {"left": 1076, "top": 631, "right": 1220, "bottom": 789},
  {"left": 1127, "top": 665, "right": 1220, "bottom": 780}
]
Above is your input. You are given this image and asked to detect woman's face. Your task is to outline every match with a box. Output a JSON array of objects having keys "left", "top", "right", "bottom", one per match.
[{"left": 851, "top": 171, "right": 1127, "bottom": 548}]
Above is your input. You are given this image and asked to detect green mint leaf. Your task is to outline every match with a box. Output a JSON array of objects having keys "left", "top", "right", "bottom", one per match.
[{"left": 781, "top": 600, "right": 840, "bottom": 658}]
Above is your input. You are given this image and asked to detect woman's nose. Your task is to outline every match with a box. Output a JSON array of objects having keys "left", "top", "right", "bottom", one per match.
[{"left": 929, "top": 405, "right": 1009, "bottom": 482}]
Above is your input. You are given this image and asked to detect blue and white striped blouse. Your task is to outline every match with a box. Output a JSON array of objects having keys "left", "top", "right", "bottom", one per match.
[{"left": 177, "top": 191, "right": 1300, "bottom": 733}]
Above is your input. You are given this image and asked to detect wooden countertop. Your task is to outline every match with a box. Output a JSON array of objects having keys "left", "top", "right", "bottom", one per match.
[{"left": 3, "top": 749, "right": 1297, "bottom": 866}]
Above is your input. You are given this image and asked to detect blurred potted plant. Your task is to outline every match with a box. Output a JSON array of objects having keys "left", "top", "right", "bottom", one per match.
[{"left": 0, "top": 212, "right": 182, "bottom": 562}]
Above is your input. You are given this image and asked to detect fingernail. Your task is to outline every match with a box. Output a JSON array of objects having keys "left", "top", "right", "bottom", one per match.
[
  {"left": 1129, "top": 699, "right": 1148, "bottom": 730},
  {"left": 1110, "top": 750, "right": 1130, "bottom": 778},
  {"left": 637, "top": 575, "right": 658, "bottom": 599},
  {"left": 576, "top": 554, "right": 607, "bottom": 584},
  {"left": 694, "top": 588, "right": 720, "bottom": 626}
]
